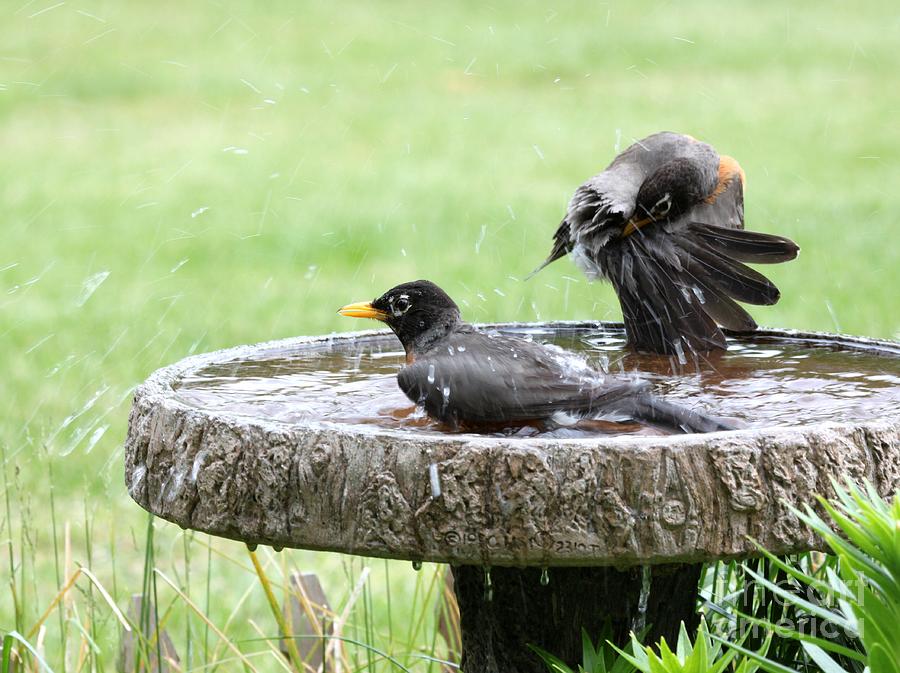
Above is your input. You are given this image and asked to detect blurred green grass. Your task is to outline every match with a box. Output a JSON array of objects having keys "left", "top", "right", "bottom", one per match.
[{"left": 1, "top": 0, "right": 899, "bottom": 665}]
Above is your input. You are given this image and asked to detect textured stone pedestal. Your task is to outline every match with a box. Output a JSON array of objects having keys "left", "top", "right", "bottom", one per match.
[{"left": 123, "top": 323, "right": 900, "bottom": 672}]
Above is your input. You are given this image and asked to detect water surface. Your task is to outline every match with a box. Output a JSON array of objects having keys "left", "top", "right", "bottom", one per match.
[{"left": 174, "top": 326, "right": 900, "bottom": 437}]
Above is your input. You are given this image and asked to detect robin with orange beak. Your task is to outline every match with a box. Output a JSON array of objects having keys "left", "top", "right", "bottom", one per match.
[
  {"left": 532, "top": 132, "right": 799, "bottom": 356},
  {"left": 340, "top": 280, "right": 734, "bottom": 434}
]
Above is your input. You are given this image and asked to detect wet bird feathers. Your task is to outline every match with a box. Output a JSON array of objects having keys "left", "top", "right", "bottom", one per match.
[
  {"left": 536, "top": 131, "right": 798, "bottom": 354},
  {"left": 398, "top": 327, "right": 642, "bottom": 426},
  {"left": 341, "top": 280, "right": 735, "bottom": 433},
  {"left": 398, "top": 326, "right": 729, "bottom": 433}
]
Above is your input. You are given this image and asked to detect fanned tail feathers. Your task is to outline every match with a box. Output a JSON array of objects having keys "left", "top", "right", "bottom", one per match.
[
  {"left": 688, "top": 223, "right": 799, "bottom": 264},
  {"left": 604, "top": 223, "right": 798, "bottom": 355}
]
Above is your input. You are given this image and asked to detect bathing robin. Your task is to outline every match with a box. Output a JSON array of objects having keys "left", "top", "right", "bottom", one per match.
[
  {"left": 531, "top": 131, "right": 799, "bottom": 356},
  {"left": 339, "top": 280, "right": 734, "bottom": 433}
]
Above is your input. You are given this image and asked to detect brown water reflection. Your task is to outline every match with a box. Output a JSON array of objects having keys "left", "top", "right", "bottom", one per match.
[{"left": 173, "top": 326, "right": 900, "bottom": 437}]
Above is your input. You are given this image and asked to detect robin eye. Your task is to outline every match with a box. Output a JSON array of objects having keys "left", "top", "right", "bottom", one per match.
[
  {"left": 394, "top": 297, "right": 410, "bottom": 313},
  {"left": 651, "top": 194, "right": 672, "bottom": 218}
]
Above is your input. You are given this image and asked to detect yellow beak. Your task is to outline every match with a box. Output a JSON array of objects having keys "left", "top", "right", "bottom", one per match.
[
  {"left": 337, "top": 301, "right": 388, "bottom": 321},
  {"left": 621, "top": 216, "right": 652, "bottom": 237}
]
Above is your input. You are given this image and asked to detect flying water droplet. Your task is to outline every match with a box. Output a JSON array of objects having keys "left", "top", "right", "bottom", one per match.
[
  {"left": 484, "top": 566, "right": 493, "bottom": 602},
  {"left": 76, "top": 270, "right": 110, "bottom": 307},
  {"left": 427, "top": 364, "right": 436, "bottom": 384},
  {"left": 474, "top": 224, "right": 487, "bottom": 254},
  {"left": 540, "top": 567, "right": 550, "bottom": 586}
]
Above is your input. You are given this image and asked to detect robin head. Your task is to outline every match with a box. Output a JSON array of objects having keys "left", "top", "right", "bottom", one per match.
[
  {"left": 339, "top": 280, "right": 462, "bottom": 354},
  {"left": 632, "top": 157, "right": 707, "bottom": 223}
]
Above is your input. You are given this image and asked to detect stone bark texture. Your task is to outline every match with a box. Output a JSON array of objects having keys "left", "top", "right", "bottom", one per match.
[{"left": 452, "top": 563, "right": 702, "bottom": 673}]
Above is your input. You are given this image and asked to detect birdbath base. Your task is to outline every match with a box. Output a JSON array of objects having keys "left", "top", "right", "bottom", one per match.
[
  {"left": 124, "top": 322, "right": 900, "bottom": 672},
  {"left": 452, "top": 563, "right": 701, "bottom": 673}
]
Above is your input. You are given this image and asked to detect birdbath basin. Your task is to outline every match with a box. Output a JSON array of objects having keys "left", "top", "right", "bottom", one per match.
[{"left": 124, "top": 322, "right": 900, "bottom": 672}]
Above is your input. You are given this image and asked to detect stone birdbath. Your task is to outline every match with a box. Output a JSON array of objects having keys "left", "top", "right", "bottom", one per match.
[{"left": 124, "top": 322, "right": 900, "bottom": 673}]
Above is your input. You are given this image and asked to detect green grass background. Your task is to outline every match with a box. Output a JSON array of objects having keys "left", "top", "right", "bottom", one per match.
[{"left": 2, "top": 0, "right": 899, "bottom": 667}]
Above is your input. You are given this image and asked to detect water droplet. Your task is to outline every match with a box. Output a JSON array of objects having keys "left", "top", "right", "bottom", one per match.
[
  {"left": 483, "top": 566, "right": 493, "bottom": 601},
  {"left": 412, "top": 560, "right": 423, "bottom": 571},
  {"left": 76, "top": 270, "right": 110, "bottom": 307},
  {"left": 540, "top": 567, "right": 550, "bottom": 586},
  {"left": 273, "top": 545, "right": 283, "bottom": 553},
  {"left": 247, "top": 543, "right": 258, "bottom": 552},
  {"left": 632, "top": 565, "right": 651, "bottom": 633},
  {"left": 457, "top": 345, "right": 466, "bottom": 352},
  {"left": 429, "top": 463, "right": 442, "bottom": 499},
  {"left": 442, "top": 386, "right": 450, "bottom": 400},
  {"left": 427, "top": 364, "right": 435, "bottom": 384},
  {"left": 692, "top": 286, "right": 705, "bottom": 304}
]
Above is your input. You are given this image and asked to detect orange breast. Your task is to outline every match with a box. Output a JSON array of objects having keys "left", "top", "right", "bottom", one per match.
[{"left": 705, "top": 155, "right": 746, "bottom": 203}]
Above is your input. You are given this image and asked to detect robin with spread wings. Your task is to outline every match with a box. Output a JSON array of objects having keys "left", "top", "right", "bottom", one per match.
[{"left": 532, "top": 132, "right": 799, "bottom": 356}]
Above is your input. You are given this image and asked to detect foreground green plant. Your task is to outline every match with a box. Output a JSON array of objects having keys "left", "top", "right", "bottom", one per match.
[
  {"left": 529, "top": 622, "right": 639, "bottom": 673},
  {"left": 720, "top": 480, "right": 899, "bottom": 673},
  {"left": 615, "top": 619, "right": 767, "bottom": 673}
]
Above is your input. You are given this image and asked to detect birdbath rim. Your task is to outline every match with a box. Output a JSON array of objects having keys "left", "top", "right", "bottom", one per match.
[
  {"left": 124, "top": 321, "right": 900, "bottom": 566},
  {"left": 132, "top": 320, "right": 900, "bottom": 445}
]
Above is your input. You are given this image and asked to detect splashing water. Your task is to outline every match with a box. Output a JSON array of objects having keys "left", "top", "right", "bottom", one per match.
[
  {"left": 173, "top": 325, "right": 900, "bottom": 438},
  {"left": 76, "top": 270, "right": 110, "bottom": 307}
]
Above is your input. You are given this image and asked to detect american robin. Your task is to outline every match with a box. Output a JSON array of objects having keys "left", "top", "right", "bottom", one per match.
[
  {"left": 531, "top": 132, "right": 799, "bottom": 357},
  {"left": 339, "top": 280, "right": 734, "bottom": 433}
]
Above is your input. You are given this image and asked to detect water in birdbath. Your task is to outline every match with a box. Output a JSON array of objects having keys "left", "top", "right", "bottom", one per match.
[{"left": 173, "top": 325, "right": 900, "bottom": 437}]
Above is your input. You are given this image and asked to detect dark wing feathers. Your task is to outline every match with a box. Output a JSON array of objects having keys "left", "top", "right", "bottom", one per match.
[
  {"left": 599, "top": 216, "right": 797, "bottom": 353},
  {"left": 688, "top": 223, "right": 799, "bottom": 264},
  {"left": 610, "top": 236, "right": 726, "bottom": 354},
  {"left": 398, "top": 332, "right": 647, "bottom": 426},
  {"left": 676, "top": 234, "right": 782, "bottom": 306},
  {"left": 398, "top": 329, "right": 735, "bottom": 432},
  {"left": 678, "top": 271, "right": 758, "bottom": 332}
]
